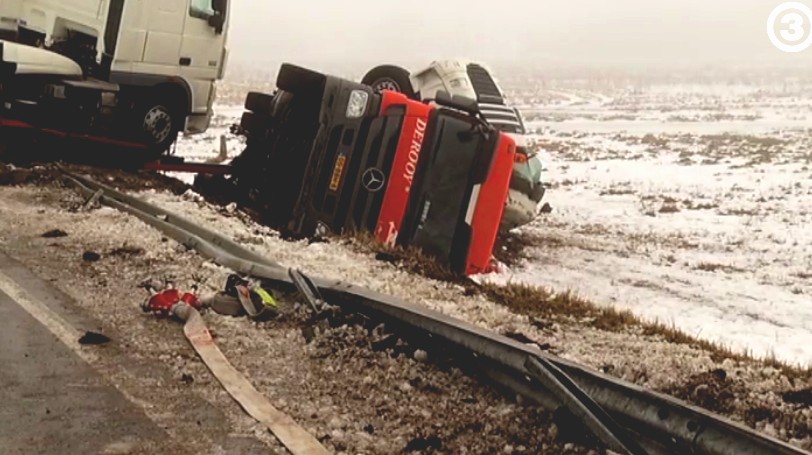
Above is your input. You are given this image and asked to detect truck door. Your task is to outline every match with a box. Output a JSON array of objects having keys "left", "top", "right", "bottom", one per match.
[
  {"left": 140, "top": 0, "right": 185, "bottom": 66},
  {"left": 180, "top": 0, "right": 228, "bottom": 114}
]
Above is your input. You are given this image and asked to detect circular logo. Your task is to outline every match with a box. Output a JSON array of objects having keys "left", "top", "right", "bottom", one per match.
[
  {"left": 768, "top": 2, "right": 812, "bottom": 53},
  {"left": 362, "top": 168, "right": 386, "bottom": 192}
]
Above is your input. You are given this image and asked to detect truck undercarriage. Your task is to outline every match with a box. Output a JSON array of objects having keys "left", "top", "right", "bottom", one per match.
[{"left": 0, "top": 40, "right": 177, "bottom": 155}]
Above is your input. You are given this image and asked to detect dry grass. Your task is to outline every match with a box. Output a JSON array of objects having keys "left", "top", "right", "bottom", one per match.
[
  {"left": 599, "top": 187, "right": 636, "bottom": 196},
  {"left": 340, "top": 231, "right": 464, "bottom": 284},
  {"left": 481, "top": 282, "right": 812, "bottom": 379},
  {"left": 658, "top": 203, "right": 681, "bottom": 214},
  {"left": 340, "top": 231, "right": 812, "bottom": 380},
  {"left": 694, "top": 262, "right": 746, "bottom": 274},
  {"left": 478, "top": 282, "right": 638, "bottom": 332}
]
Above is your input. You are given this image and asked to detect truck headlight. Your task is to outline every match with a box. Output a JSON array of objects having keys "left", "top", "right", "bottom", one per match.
[{"left": 346, "top": 90, "right": 369, "bottom": 118}]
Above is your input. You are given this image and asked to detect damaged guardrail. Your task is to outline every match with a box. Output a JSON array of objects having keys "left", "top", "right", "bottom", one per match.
[{"left": 60, "top": 168, "right": 808, "bottom": 455}]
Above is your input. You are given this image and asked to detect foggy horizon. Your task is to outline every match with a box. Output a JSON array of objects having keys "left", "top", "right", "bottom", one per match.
[{"left": 225, "top": 1, "right": 812, "bottom": 74}]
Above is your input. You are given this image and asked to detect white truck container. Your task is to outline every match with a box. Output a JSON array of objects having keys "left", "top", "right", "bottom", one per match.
[{"left": 0, "top": 0, "right": 230, "bottom": 153}]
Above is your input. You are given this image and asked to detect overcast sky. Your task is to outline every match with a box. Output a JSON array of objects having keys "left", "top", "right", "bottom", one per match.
[{"left": 226, "top": 1, "right": 810, "bottom": 72}]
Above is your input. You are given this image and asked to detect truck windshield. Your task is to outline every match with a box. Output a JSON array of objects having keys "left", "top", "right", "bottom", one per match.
[
  {"left": 190, "top": 0, "right": 215, "bottom": 19},
  {"left": 402, "top": 110, "right": 495, "bottom": 271}
]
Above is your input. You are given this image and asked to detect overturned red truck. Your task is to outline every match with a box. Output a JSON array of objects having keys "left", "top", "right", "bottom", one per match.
[{"left": 225, "top": 64, "right": 515, "bottom": 275}]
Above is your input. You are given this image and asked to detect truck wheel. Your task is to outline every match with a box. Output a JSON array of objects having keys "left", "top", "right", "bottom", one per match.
[
  {"left": 271, "top": 90, "right": 294, "bottom": 118},
  {"left": 361, "top": 65, "right": 418, "bottom": 99},
  {"left": 276, "top": 64, "right": 326, "bottom": 94},
  {"left": 239, "top": 111, "right": 269, "bottom": 139},
  {"left": 245, "top": 92, "right": 274, "bottom": 116},
  {"left": 134, "top": 98, "right": 181, "bottom": 156}
]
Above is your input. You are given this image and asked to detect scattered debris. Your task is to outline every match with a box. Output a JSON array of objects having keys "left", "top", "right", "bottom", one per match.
[
  {"left": 375, "top": 251, "right": 399, "bottom": 264},
  {"left": 82, "top": 189, "right": 104, "bottom": 211},
  {"left": 666, "top": 369, "right": 739, "bottom": 414},
  {"left": 142, "top": 287, "right": 202, "bottom": 319},
  {"left": 207, "top": 274, "right": 278, "bottom": 320},
  {"left": 82, "top": 251, "right": 101, "bottom": 262},
  {"left": 78, "top": 331, "right": 111, "bottom": 345},
  {"left": 404, "top": 435, "right": 442, "bottom": 453},
  {"left": 109, "top": 246, "right": 145, "bottom": 257},
  {"left": 783, "top": 388, "right": 812, "bottom": 406},
  {"left": 41, "top": 229, "right": 68, "bottom": 238}
]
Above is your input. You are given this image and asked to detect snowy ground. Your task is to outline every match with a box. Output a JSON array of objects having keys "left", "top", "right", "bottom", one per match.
[
  {"left": 3, "top": 162, "right": 811, "bottom": 448},
  {"left": 0, "top": 183, "right": 588, "bottom": 454},
  {"left": 492, "top": 85, "right": 812, "bottom": 366},
  {"left": 169, "top": 105, "right": 246, "bottom": 184},
  {"left": 177, "top": 83, "right": 812, "bottom": 367}
]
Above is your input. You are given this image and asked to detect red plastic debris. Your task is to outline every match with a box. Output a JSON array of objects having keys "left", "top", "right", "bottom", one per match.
[{"left": 143, "top": 288, "right": 202, "bottom": 318}]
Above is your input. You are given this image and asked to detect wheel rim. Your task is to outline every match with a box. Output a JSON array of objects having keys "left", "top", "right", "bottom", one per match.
[
  {"left": 373, "top": 78, "right": 401, "bottom": 93},
  {"left": 143, "top": 105, "right": 173, "bottom": 144}
]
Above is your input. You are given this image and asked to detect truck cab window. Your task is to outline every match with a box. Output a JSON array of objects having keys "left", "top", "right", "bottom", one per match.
[{"left": 190, "top": 0, "right": 215, "bottom": 19}]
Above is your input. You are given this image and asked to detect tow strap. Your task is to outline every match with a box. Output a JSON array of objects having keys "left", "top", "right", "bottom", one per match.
[{"left": 172, "top": 303, "right": 330, "bottom": 455}]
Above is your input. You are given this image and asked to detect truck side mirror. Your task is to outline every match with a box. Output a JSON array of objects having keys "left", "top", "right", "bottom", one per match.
[{"left": 208, "top": 12, "right": 225, "bottom": 34}]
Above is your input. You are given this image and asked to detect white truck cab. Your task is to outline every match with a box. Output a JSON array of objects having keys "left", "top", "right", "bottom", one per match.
[
  {"left": 410, "top": 60, "right": 527, "bottom": 135},
  {"left": 1, "top": 0, "right": 229, "bottom": 152}
]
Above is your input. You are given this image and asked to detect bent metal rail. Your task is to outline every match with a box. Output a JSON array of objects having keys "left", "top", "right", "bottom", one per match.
[{"left": 60, "top": 168, "right": 808, "bottom": 455}]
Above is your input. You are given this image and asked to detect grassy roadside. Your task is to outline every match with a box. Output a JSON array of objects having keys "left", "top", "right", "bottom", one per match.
[
  {"left": 341, "top": 231, "right": 812, "bottom": 381},
  {"left": 3, "top": 162, "right": 808, "bottom": 379},
  {"left": 4, "top": 164, "right": 811, "bottom": 445}
]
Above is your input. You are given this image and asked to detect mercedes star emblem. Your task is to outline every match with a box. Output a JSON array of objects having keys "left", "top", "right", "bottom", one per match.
[{"left": 362, "top": 168, "right": 386, "bottom": 192}]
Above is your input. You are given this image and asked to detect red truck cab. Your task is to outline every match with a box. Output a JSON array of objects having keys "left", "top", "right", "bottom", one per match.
[{"left": 231, "top": 64, "right": 513, "bottom": 275}]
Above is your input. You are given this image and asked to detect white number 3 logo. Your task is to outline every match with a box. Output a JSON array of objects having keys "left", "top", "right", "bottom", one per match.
[
  {"left": 780, "top": 12, "right": 806, "bottom": 42},
  {"left": 768, "top": 2, "right": 812, "bottom": 53}
]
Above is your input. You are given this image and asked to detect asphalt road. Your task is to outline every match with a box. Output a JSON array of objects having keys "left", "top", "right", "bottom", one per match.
[
  {"left": 0, "top": 250, "right": 274, "bottom": 454},
  {"left": 0, "top": 281, "right": 165, "bottom": 454}
]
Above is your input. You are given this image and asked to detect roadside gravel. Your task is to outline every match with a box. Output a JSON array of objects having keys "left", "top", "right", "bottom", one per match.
[{"left": 0, "top": 183, "right": 595, "bottom": 454}]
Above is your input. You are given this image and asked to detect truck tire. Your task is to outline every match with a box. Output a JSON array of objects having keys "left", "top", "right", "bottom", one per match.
[
  {"left": 240, "top": 111, "right": 268, "bottom": 137},
  {"left": 239, "top": 91, "right": 294, "bottom": 141},
  {"left": 271, "top": 91, "right": 294, "bottom": 118},
  {"left": 245, "top": 91, "right": 274, "bottom": 116},
  {"left": 251, "top": 90, "right": 313, "bottom": 228},
  {"left": 133, "top": 97, "right": 181, "bottom": 156},
  {"left": 276, "top": 64, "right": 326, "bottom": 95},
  {"left": 361, "top": 65, "right": 418, "bottom": 99}
]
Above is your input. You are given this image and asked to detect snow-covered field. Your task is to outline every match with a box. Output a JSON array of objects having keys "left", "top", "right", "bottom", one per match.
[
  {"left": 492, "top": 84, "right": 812, "bottom": 366},
  {"left": 178, "top": 81, "right": 812, "bottom": 366}
]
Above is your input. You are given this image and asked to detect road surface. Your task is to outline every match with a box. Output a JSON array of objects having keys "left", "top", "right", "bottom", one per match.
[{"left": 0, "top": 251, "right": 270, "bottom": 454}]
